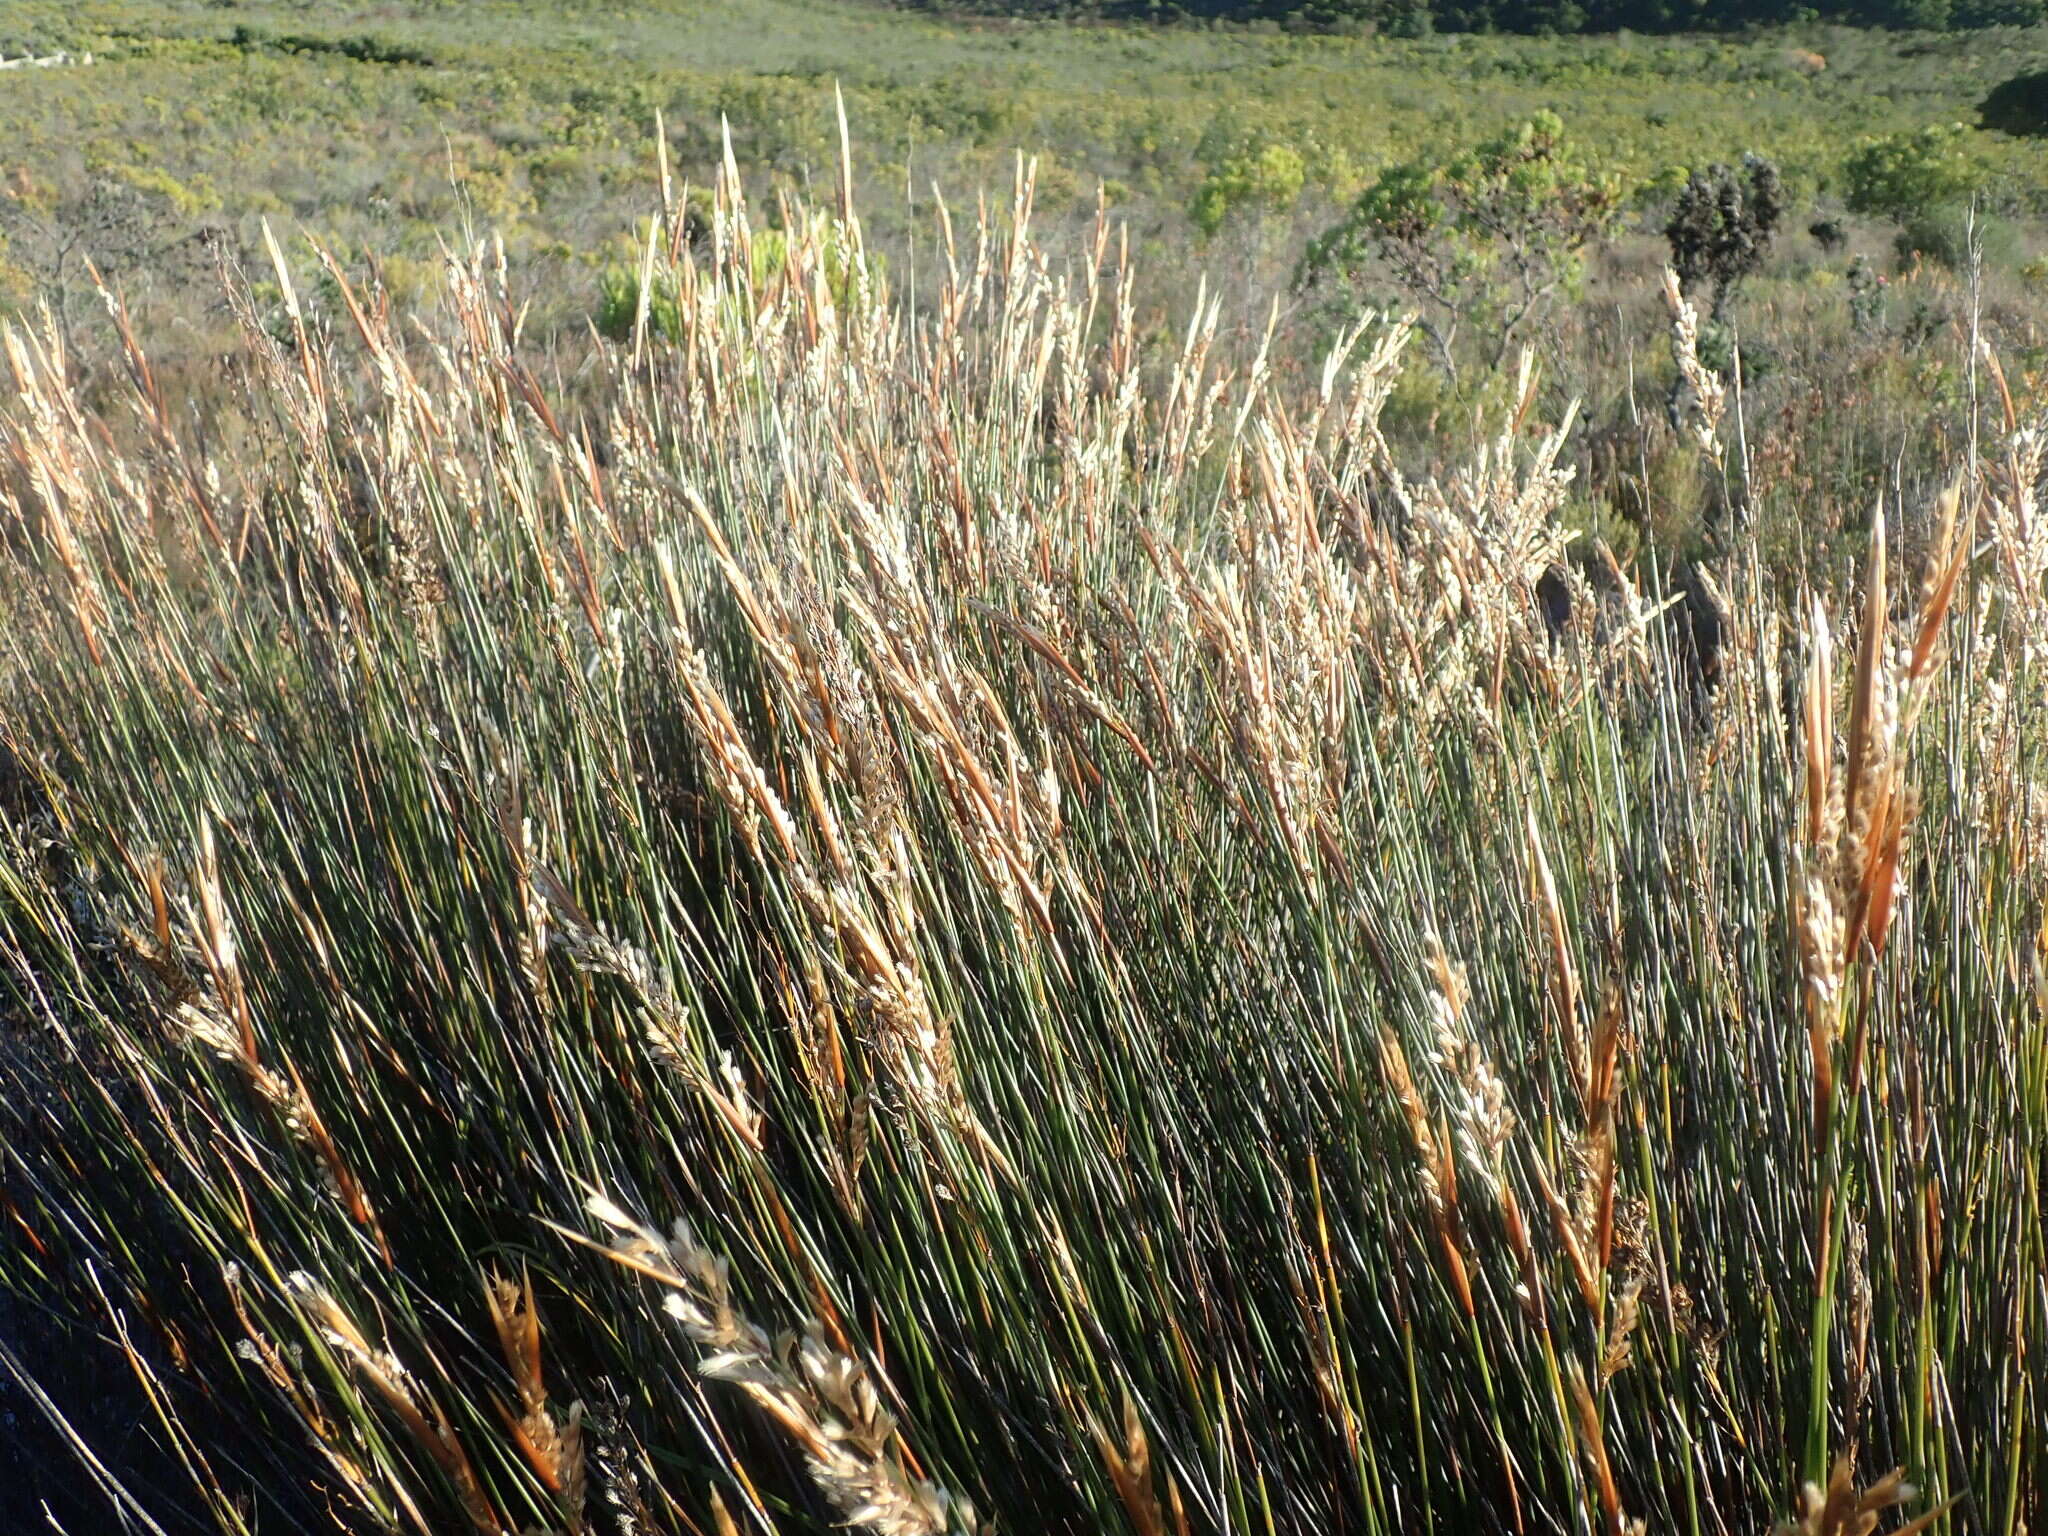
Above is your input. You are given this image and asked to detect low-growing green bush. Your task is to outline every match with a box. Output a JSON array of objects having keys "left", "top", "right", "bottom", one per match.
[
  {"left": 1890, "top": 203, "right": 2020, "bottom": 268},
  {"left": 1300, "top": 111, "right": 1626, "bottom": 373},
  {"left": 597, "top": 261, "right": 684, "bottom": 342},
  {"left": 1842, "top": 122, "right": 1986, "bottom": 218},
  {"left": 230, "top": 25, "right": 439, "bottom": 68}
]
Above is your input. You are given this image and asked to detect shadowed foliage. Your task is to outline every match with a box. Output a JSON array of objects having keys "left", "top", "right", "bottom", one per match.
[{"left": 1980, "top": 68, "right": 2048, "bottom": 136}]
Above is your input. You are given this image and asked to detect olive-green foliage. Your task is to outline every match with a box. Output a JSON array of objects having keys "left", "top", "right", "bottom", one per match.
[
  {"left": 597, "top": 208, "right": 884, "bottom": 340},
  {"left": 597, "top": 261, "right": 685, "bottom": 342},
  {"left": 1189, "top": 142, "right": 1309, "bottom": 236},
  {"left": 1841, "top": 122, "right": 1986, "bottom": 217},
  {"left": 1891, "top": 204, "right": 2019, "bottom": 269},
  {"left": 915, "top": 0, "right": 2048, "bottom": 31},
  {"left": 1300, "top": 111, "right": 1625, "bottom": 368}
]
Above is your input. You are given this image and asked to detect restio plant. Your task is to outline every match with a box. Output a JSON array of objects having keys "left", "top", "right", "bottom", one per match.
[{"left": 1, "top": 119, "right": 2045, "bottom": 1536}]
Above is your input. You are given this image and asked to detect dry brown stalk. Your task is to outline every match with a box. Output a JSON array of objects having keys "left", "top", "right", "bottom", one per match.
[
  {"left": 1526, "top": 810, "right": 1587, "bottom": 1100},
  {"left": 579, "top": 1193, "right": 978, "bottom": 1536},
  {"left": 1379, "top": 1027, "right": 1475, "bottom": 1317},
  {"left": 484, "top": 1269, "right": 588, "bottom": 1534},
  {"left": 290, "top": 1274, "right": 507, "bottom": 1535},
  {"left": 1090, "top": 1392, "right": 1190, "bottom": 1536},
  {"left": 1774, "top": 1457, "right": 1953, "bottom": 1536},
  {"left": 1566, "top": 1364, "right": 1643, "bottom": 1536}
]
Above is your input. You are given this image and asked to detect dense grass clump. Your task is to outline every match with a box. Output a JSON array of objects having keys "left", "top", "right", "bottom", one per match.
[{"left": 0, "top": 151, "right": 2044, "bottom": 1535}]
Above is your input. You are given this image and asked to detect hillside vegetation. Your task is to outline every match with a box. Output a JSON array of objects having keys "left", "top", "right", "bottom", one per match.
[
  {"left": 10, "top": 2, "right": 2048, "bottom": 588},
  {"left": 909, "top": 0, "right": 2048, "bottom": 40},
  {"left": 5, "top": 0, "right": 2048, "bottom": 339}
]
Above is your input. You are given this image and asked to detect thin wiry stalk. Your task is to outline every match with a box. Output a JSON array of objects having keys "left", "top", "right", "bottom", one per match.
[{"left": 0, "top": 142, "right": 2038, "bottom": 1536}]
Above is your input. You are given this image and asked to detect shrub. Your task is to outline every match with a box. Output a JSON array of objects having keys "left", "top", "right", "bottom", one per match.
[
  {"left": 1847, "top": 251, "right": 1888, "bottom": 331},
  {"left": 1300, "top": 111, "right": 1626, "bottom": 374},
  {"left": 1979, "top": 69, "right": 2048, "bottom": 138},
  {"left": 229, "top": 24, "right": 438, "bottom": 67},
  {"left": 1842, "top": 123, "right": 1985, "bottom": 219},
  {"left": 597, "top": 263, "right": 683, "bottom": 343},
  {"left": 1892, "top": 206, "right": 2018, "bottom": 269},
  {"left": 1189, "top": 142, "right": 1309, "bottom": 236}
]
